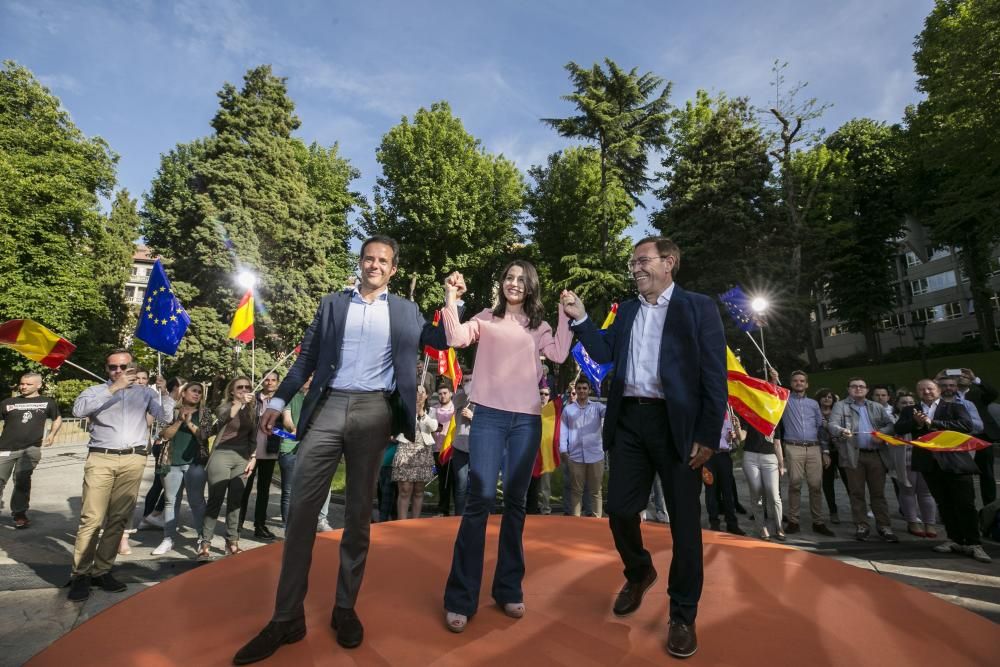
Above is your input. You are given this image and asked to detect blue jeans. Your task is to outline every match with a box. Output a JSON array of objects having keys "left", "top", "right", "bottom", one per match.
[
  {"left": 443, "top": 405, "right": 541, "bottom": 616},
  {"left": 161, "top": 464, "right": 206, "bottom": 540},
  {"left": 450, "top": 449, "right": 470, "bottom": 517},
  {"left": 278, "top": 451, "right": 330, "bottom": 525}
]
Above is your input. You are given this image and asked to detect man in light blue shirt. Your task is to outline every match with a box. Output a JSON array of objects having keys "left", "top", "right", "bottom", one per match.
[{"left": 560, "top": 378, "right": 607, "bottom": 517}]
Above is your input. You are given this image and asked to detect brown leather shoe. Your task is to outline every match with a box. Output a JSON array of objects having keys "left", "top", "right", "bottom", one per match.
[
  {"left": 612, "top": 567, "right": 657, "bottom": 616},
  {"left": 666, "top": 620, "right": 698, "bottom": 658},
  {"left": 331, "top": 606, "right": 363, "bottom": 648}
]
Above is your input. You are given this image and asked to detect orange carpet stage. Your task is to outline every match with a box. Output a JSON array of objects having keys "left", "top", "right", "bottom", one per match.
[{"left": 30, "top": 517, "right": 997, "bottom": 666}]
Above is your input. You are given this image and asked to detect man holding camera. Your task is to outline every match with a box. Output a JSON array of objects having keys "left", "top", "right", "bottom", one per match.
[{"left": 67, "top": 348, "right": 174, "bottom": 602}]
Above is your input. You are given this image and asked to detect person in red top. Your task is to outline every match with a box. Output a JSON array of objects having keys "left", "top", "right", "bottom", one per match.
[{"left": 440, "top": 260, "right": 572, "bottom": 633}]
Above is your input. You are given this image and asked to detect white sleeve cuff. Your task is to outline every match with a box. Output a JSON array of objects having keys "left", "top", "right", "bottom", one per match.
[
  {"left": 268, "top": 397, "right": 286, "bottom": 413},
  {"left": 571, "top": 314, "right": 589, "bottom": 326}
]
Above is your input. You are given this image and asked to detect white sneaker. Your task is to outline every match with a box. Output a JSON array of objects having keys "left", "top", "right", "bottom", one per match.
[
  {"left": 151, "top": 538, "right": 173, "bottom": 555},
  {"left": 968, "top": 545, "right": 992, "bottom": 563},
  {"left": 316, "top": 520, "right": 333, "bottom": 533},
  {"left": 932, "top": 541, "right": 960, "bottom": 554}
]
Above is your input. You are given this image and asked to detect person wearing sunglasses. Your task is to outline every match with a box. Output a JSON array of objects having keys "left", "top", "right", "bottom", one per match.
[
  {"left": 67, "top": 349, "right": 174, "bottom": 602},
  {"left": 199, "top": 376, "right": 257, "bottom": 559}
]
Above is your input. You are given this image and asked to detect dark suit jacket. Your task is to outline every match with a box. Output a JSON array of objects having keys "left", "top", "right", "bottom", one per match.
[
  {"left": 894, "top": 401, "right": 974, "bottom": 474},
  {"left": 571, "top": 285, "right": 727, "bottom": 458},
  {"left": 274, "top": 289, "right": 450, "bottom": 442},
  {"left": 964, "top": 381, "right": 1000, "bottom": 439}
]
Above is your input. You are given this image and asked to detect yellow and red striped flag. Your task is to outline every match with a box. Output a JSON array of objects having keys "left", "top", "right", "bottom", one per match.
[
  {"left": 727, "top": 347, "right": 788, "bottom": 437},
  {"left": 873, "top": 430, "right": 991, "bottom": 452},
  {"left": 228, "top": 290, "right": 254, "bottom": 343},
  {"left": 0, "top": 319, "right": 76, "bottom": 369},
  {"left": 534, "top": 395, "right": 563, "bottom": 476},
  {"left": 423, "top": 309, "right": 462, "bottom": 391},
  {"left": 438, "top": 413, "right": 457, "bottom": 464}
]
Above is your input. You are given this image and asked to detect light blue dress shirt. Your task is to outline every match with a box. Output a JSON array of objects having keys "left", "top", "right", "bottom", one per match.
[
  {"left": 852, "top": 401, "right": 875, "bottom": 450},
  {"left": 330, "top": 288, "right": 395, "bottom": 392}
]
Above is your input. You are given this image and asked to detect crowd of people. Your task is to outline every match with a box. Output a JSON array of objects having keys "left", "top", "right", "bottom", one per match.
[{"left": 0, "top": 233, "right": 996, "bottom": 662}]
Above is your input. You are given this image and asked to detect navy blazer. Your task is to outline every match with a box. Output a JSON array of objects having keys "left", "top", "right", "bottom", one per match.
[
  {"left": 274, "top": 289, "right": 450, "bottom": 442},
  {"left": 571, "top": 285, "right": 727, "bottom": 458}
]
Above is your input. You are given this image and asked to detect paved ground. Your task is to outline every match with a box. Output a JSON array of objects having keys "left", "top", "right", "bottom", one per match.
[{"left": 0, "top": 441, "right": 997, "bottom": 665}]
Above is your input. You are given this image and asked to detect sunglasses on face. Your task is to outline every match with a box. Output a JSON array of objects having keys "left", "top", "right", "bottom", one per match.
[
  {"left": 107, "top": 364, "right": 130, "bottom": 371},
  {"left": 234, "top": 384, "right": 251, "bottom": 390}
]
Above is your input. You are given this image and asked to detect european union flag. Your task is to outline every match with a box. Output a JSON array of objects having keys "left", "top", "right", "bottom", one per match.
[
  {"left": 719, "top": 285, "right": 759, "bottom": 333},
  {"left": 571, "top": 341, "right": 613, "bottom": 397},
  {"left": 134, "top": 259, "right": 190, "bottom": 355}
]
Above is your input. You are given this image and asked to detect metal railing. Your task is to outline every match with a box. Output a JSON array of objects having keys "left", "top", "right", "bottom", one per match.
[{"left": 0, "top": 418, "right": 91, "bottom": 446}]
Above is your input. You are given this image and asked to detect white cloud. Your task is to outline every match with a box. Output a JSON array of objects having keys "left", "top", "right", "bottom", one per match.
[{"left": 37, "top": 72, "right": 82, "bottom": 94}]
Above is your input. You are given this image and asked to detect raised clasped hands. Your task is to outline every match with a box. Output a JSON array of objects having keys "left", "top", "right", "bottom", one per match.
[
  {"left": 559, "top": 290, "right": 586, "bottom": 321},
  {"left": 443, "top": 271, "right": 467, "bottom": 305}
]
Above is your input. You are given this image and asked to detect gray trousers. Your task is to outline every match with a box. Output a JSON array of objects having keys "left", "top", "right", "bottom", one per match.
[
  {"left": 273, "top": 391, "right": 391, "bottom": 621},
  {"left": 201, "top": 449, "right": 247, "bottom": 543}
]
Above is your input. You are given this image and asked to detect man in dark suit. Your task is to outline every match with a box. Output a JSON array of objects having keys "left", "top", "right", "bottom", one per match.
[
  {"left": 895, "top": 379, "right": 990, "bottom": 563},
  {"left": 561, "top": 236, "right": 727, "bottom": 659},
  {"left": 234, "top": 235, "right": 460, "bottom": 664}
]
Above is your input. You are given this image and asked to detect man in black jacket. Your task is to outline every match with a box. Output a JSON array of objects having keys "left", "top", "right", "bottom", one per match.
[
  {"left": 956, "top": 367, "right": 999, "bottom": 506},
  {"left": 895, "top": 379, "right": 990, "bottom": 563}
]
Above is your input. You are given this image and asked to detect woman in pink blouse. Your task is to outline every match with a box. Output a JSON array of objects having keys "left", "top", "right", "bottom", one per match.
[{"left": 441, "top": 260, "right": 572, "bottom": 632}]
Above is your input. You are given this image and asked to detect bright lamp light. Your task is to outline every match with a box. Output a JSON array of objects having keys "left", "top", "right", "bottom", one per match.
[
  {"left": 236, "top": 270, "right": 257, "bottom": 290},
  {"left": 751, "top": 297, "right": 769, "bottom": 314}
]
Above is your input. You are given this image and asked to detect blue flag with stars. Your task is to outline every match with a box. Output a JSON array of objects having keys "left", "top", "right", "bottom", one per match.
[
  {"left": 134, "top": 259, "right": 190, "bottom": 355},
  {"left": 718, "top": 285, "right": 759, "bottom": 333}
]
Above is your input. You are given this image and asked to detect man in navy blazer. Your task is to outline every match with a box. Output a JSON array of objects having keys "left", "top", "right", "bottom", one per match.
[
  {"left": 235, "top": 235, "right": 458, "bottom": 664},
  {"left": 562, "top": 236, "right": 726, "bottom": 659}
]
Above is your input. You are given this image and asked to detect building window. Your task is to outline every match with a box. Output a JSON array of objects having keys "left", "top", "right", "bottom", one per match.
[
  {"left": 879, "top": 313, "right": 906, "bottom": 331},
  {"left": 911, "top": 270, "right": 957, "bottom": 296},
  {"left": 962, "top": 330, "right": 981, "bottom": 342},
  {"left": 927, "top": 246, "right": 951, "bottom": 261},
  {"left": 904, "top": 251, "right": 921, "bottom": 267},
  {"left": 912, "top": 301, "right": 962, "bottom": 323},
  {"left": 824, "top": 325, "right": 845, "bottom": 337}
]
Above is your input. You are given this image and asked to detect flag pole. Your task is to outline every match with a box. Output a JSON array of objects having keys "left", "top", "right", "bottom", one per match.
[
  {"left": 253, "top": 347, "right": 297, "bottom": 392},
  {"left": 743, "top": 330, "right": 774, "bottom": 378},
  {"left": 251, "top": 339, "right": 256, "bottom": 385},
  {"left": 62, "top": 360, "right": 106, "bottom": 383},
  {"left": 157, "top": 352, "right": 163, "bottom": 410}
]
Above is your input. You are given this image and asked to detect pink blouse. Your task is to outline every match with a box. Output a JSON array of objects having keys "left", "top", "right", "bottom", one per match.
[{"left": 442, "top": 305, "right": 572, "bottom": 416}]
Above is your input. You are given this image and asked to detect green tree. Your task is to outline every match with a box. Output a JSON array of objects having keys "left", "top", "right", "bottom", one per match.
[
  {"left": 142, "top": 65, "right": 358, "bottom": 378},
  {"left": 906, "top": 0, "right": 1000, "bottom": 349},
  {"left": 526, "top": 147, "right": 633, "bottom": 307},
  {"left": 822, "top": 119, "right": 907, "bottom": 362},
  {"left": 651, "top": 91, "right": 778, "bottom": 296},
  {"left": 362, "top": 101, "right": 524, "bottom": 313},
  {"left": 0, "top": 61, "right": 130, "bottom": 381},
  {"left": 544, "top": 59, "right": 671, "bottom": 261}
]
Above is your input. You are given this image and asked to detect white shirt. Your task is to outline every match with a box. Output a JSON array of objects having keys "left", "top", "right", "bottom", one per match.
[
  {"left": 559, "top": 399, "right": 606, "bottom": 463},
  {"left": 921, "top": 399, "right": 940, "bottom": 422},
  {"left": 624, "top": 283, "right": 674, "bottom": 398}
]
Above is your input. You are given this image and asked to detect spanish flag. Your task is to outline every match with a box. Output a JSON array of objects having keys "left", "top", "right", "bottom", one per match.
[
  {"left": 0, "top": 320, "right": 76, "bottom": 370},
  {"left": 423, "top": 309, "right": 462, "bottom": 391},
  {"left": 438, "top": 413, "right": 457, "bottom": 464},
  {"left": 228, "top": 290, "right": 254, "bottom": 343},
  {"left": 873, "top": 430, "right": 991, "bottom": 452},
  {"left": 727, "top": 347, "right": 788, "bottom": 437},
  {"left": 533, "top": 394, "right": 563, "bottom": 477}
]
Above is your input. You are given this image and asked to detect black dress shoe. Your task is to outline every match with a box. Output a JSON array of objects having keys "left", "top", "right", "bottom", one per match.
[
  {"left": 734, "top": 503, "right": 747, "bottom": 515},
  {"left": 726, "top": 524, "right": 746, "bottom": 536},
  {"left": 666, "top": 620, "right": 698, "bottom": 658},
  {"left": 254, "top": 525, "right": 276, "bottom": 540},
  {"left": 612, "top": 567, "right": 658, "bottom": 616},
  {"left": 67, "top": 575, "right": 90, "bottom": 602},
  {"left": 813, "top": 523, "right": 836, "bottom": 537},
  {"left": 233, "top": 619, "right": 306, "bottom": 665},
  {"left": 785, "top": 521, "right": 800, "bottom": 534},
  {"left": 708, "top": 521, "right": 721, "bottom": 531},
  {"left": 331, "top": 606, "right": 364, "bottom": 648},
  {"left": 92, "top": 572, "right": 127, "bottom": 593}
]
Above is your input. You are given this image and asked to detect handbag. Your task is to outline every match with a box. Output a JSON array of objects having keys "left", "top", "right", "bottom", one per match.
[{"left": 933, "top": 450, "right": 979, "bottom": 475}]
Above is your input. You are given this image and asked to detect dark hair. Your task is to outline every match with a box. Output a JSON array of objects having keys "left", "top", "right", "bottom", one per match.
[
  {"left": 264, "top": 371, "right": 281, "bottom": 381},
  {"left": 846, "top": 376, "right": 866, "bottom": 387},
  {"left": 436, "top": 382, "right": 453, "bottom": 393},
  {"left": 574, "top": 377, "right": 592, "bottom": 389},
  {"left": 360, "top": 235, "right": 400, "bottom": 267},
  {"left": 789, "top": 370, "right": 808, "bottom": 381},
  {"left": 814, "top": 388, "right": 838, "bottom": 403},
  {"left": 135, "top": 366, "right": 149, "bottom": 376},
  {"left": 166, "top": 377, "right": 186, "bottom": 393},
  {"left": 492, "top": 260, "right": 545, "bottom": 330},
  {"left": 222, "top": 376, "right": 252, "bottom": 406},
  {"left": 634, "top": 236, "right": 681, "bottom": 275},
  {"left": 105, "top": 348, "right": 132, "bottom": 362},
  {"left": 868, "top": 383, "right": 891, "bottom": 398},
  {"left": 894, "top": 391, "right": 915, "bottom": 411}
]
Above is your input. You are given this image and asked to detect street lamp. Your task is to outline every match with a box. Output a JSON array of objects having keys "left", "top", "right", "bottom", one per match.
[
  {"left": 909, "top": 318, "right": 928, "bottom": 377},
  {"left": 751, "top": 297, "right": 769, "bottom": 315}
]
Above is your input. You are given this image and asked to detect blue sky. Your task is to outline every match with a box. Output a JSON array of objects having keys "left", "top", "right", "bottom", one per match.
[{"left": 3, "top": 0, "right": 933, "bottom": 242}]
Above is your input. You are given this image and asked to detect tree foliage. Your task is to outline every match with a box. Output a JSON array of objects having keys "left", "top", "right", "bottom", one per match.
[
  {"left": 544, "top": 59, "right": 671, "bottom": 260},
  {"left": 0, "top": 61, "right": 134, "bottom": 381},
  {"left": 906, "top": 0, "right": 1000, "bottom": 349},
  {"left": 526, "top": 147, "right": 633, "bottom": 307},
  {"left": 362, "top": 101, "right": 524, "bottom": 313},
  {"left": 142, "top": 65, "right": 358, "bottom": 378}
]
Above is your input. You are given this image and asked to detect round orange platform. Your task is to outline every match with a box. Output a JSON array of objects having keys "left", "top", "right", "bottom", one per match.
[{"left": 29, "top": 517, "right": 998, "bottom": 666}]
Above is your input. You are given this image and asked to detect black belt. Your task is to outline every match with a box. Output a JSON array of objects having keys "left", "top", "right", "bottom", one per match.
[
  {"left": 622, "top": 396, "right": 665, "bottom": 406},
  {"left": 89, "top": 446, "right": 148, "bottom": 456},
  {"left": 859, "top": 448, "right": 880, "bottom": 453},
  {"left": 787, "top": 441, "right": 818, "bottom": 447},
  {"left": 322, "top": 388, "right": 392, "bottom": 398}
]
